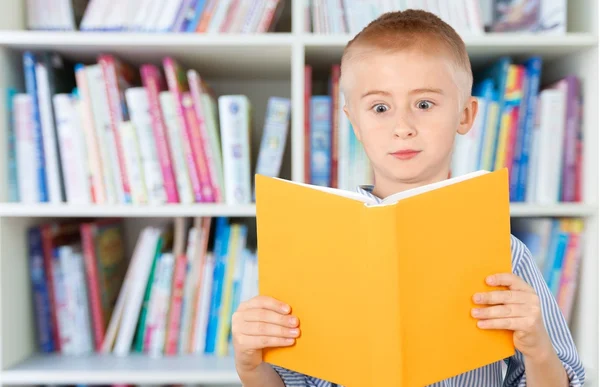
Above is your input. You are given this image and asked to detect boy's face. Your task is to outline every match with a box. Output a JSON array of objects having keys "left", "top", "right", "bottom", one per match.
[{"left": 343, "top": 47, "right": 477, "bottom": 189}]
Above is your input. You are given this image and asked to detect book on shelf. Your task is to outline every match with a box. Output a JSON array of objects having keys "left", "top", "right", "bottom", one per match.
[
  {"left": 25, "top": 0, "right": 286, "bottom": 33},
  {"left": 255, "top": 168, "right": 515, "bottom": 387},
  {"left": 304, "top": 55, "right": 583, "bottom": 204},
  {"left": 27, "top": 216, "right": 258, "bottom": 357},
  {"left": 305, "top": 0, "right": 566, "bottom": 35},
  {"left": 511, "top": 217, "right": 584, "bottom": 323},
  {"left": 7, "top": 51, "right": 291, "bottom": 206}
]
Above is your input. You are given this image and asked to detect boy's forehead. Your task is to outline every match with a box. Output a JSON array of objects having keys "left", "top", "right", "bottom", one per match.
[{"left": 343, "top": 48, "right": 457, "bottom": 91}]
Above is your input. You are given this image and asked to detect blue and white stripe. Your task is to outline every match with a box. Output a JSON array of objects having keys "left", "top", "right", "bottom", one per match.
[{"left": 269, "top": 185, "right": 586, "bottom": 386}]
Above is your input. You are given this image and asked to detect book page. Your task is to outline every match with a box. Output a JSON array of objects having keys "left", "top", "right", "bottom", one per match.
[
  {"left": 268, "top": 176, "right": 378, "bottom": 204},
  {"left": 376, "top": 170, "right": 490, "bottom": 206}
]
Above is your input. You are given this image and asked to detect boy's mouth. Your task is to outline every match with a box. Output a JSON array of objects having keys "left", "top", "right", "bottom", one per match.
[{"left": 391, "top": 149, "right": 421, "bottom": 160}]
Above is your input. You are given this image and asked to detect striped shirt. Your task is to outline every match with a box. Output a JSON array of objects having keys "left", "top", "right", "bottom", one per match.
[{"left": 270, "top": 185, "right": 586, "bottom": 387}]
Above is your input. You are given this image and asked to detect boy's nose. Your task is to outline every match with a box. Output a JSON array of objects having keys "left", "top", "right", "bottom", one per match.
[{"left": 393, "top": 125, "right": 417, "bottom": 139}]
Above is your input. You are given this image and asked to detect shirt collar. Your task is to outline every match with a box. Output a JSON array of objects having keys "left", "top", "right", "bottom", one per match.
[{"left": 356, "top": 185, "right": 383, "bottom": 204}]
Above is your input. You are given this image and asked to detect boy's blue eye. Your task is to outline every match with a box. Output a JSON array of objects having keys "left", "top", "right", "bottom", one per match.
[
  {"left": 417, "top": 100, "right": 433, "bottom": 110},
  {"left": 373, "top": 104, "right": 388, "bottom": 113}
]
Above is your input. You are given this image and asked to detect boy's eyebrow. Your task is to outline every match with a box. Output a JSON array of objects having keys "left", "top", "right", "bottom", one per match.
[
  {"left": 411, "top": 88, "right": 444, "bottom": 95},
  {"left": 361, "top": 89, "right": 392, "bottom": 99},
  {"left": 360, "top": 88, "right": 445, "bottom": 99}
]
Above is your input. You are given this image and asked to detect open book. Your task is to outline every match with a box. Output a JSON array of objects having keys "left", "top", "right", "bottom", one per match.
[{"left": 255, "top": 168, "right": 515, "bottom": 387}]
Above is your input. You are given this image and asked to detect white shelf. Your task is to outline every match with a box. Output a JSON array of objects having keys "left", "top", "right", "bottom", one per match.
[
  {"left": 0, "top": 203, "right": 594, "bottom": 218},
  {"left": 1, "top": 354, "right": 239, "bottom": 385},
  {"left": 0, "top": 203, "right": 257, "bottom": 217},
  {"left": 0, "top": 31, "right": 295, "bottom": 78}
]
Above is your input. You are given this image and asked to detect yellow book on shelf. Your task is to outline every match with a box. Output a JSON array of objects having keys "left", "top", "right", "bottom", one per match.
[{"left": 255, "top": 168, "right": 515, "bottom": 387}]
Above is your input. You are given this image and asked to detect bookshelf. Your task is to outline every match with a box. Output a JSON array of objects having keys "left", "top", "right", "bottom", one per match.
[{"left": 0, "top": 1, "right": 597, "bottom": 387}]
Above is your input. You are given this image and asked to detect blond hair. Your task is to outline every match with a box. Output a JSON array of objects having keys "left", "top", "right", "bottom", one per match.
[{"left": 340, "top": 9, "right": 473, "bottom": 106}]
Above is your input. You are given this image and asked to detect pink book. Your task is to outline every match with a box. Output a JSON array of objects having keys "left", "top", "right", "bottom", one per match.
[
  {"left": 140, "top": 64, "right": 180, "bottom": 203},
  {"left": 188, "top": 70, "right": 222, "bottom": 201},
  {"left": 163, "top": 57, "right": 213, "bottom": 202},
  {"left": 98, "top": 55, "right": 137, "bottom": 204},
  {"left": 164, "top": 253, "right": 188, "bottom": 355}
]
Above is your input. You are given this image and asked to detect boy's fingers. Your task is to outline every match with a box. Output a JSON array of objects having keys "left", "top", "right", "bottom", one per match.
[
  {"left": 472, "top": 303, "right": 536, "bottom": 319},
  {"left": 243, "top": 322, "right": 300, "bottom": 338},
  {"left": 242, "top": 308, "right": 299, "bottom": 327},
  {"left": 485, "top": 273, "right": 535, "bottom": 292},
  {"left": 476, "top": 317, "right": 537, "bottom": 332},
  {"left": 237, "top": 335, "right": 296, "bottom": 349},
  {"left": 237, "top": 296, "right": 291, "bottom": 314},
  {"left": 473, "top": 290, "right": 537, "bottom": 305}
]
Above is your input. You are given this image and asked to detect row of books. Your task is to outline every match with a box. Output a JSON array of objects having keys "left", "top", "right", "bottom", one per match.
[
  {"left": 304, "top": 64, "right": 373, "bottom": 191},
  {"left": 511, "top": 217, "right": 584, "bottom": 324},
  {"left": 26, "top": 0, "right": 284, "bottom": 33},
  {"left": 453, "top": 56, "right": 583, "bottom": 204},
  {"left": 306, "top": 0, "right": 566, "bottom": 35},
  {"left": 7, "top": 51, "right": 291, "bottom": 205},
  {"left": 28, "top": 216, "right": 258, "bottom": 357},
  {"left": 303, "top": 56, "right": 583, "bottom": 204}
]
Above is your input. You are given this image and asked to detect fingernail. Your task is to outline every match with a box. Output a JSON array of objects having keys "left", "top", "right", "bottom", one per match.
[
  {"left": 289, "top": 316, "right": 298, "bottom": 326},
  {"left": 473, "top": 294, "right": 481, "bottom": 303},
  {"left": 285, "top": 338, "right": 295, "bottom": 344},
  {"left": 472, "top": 308, "right": 480, "bottom": 316},
  {"left": 282, "top": 304, "right": 290, "bottom": 313},
  {"left": 290, "top": 329, "right": 299, "bottom": 336},
  {"left": 487, "top": 276, "right": 495, "bottom": 285}
]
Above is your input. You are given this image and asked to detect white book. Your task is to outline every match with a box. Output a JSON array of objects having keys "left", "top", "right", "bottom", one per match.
[
  {"left": 159, "top": 91, "right": 194, "bottom": 204},
  {"left": 119, "top": 121, "right": 148, "bottom": 204},
  {"left": 149, "top": 252, "right": 175, "bottom": 357},
  {"left": 193, "top": 252, "right": 214, "bottom": 353},
  {"left": 156, "top": 0, "right": 184, "bottom": 31},
  {"left": 14, "top": 94, "right": 39, "bottom": 203},
  {"left": 85, "top": 64, "right": 122, "bottom": 204},
  {"left": 530, "top": 89, "right": 567, "bottom": 204},
  {"left": 218, "top": 95, "right": 252, "bottom": 204},
  {"left": 35, "top": 62, "right": 63, "bottom": 203},
  {"left": 69, "top": 248, "right": 94, "bottom": 354},
  {"left": 53, "top": 93, "right": 91, "bottom": 204},
  {"left": 125, "top": 87, "right": 167, "bottom": 204},
  {"left": 207, "top": 0, "right": 232, "bottom": 32},
  {"left": 254, "top": 97, "right": 291, "bottom": 180},
  {"left": 112, "top": 227, "right": 161, "bottom": 356}
]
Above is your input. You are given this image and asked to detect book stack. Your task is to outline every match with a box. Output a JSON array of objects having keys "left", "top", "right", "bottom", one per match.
[
  {"left": 28, "top": 216, "right": 258, "bottom": 357},
  {"left": 305, "top": 0, "right": 566, "bottom": 35},
  {"left": 303, "top": 56, "right": 583, "bottom": 205},
  {"left": 7, "top": 51, "right": 291, "bottom": 205},
  {"left": 26, "top": 0, "right": 285, "bottom": 33}
]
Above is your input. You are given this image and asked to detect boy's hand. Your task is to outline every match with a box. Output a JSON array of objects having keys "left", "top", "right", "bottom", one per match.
[
  {"left": 232, "top": 295, "right": 300, "bottom": 374},
  {"left": 471, "top": 273, "right": 553, "bottom": 360}
]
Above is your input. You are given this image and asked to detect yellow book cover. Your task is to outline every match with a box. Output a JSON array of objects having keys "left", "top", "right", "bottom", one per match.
[{"left": 255, "top": 169, "right": 515, "bottom": 387}]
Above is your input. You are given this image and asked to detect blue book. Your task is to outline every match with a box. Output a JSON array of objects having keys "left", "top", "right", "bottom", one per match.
[
  {"left": 310, "top": 96, "right": 332, "bottom": 187},
  {"left": 28, "top": 227, "right": 55, "bottom": 352},
  {"left": 514, "top": 56, "right": 543, "bottom": 201},
  {"left": 23, "top": 51, "right": 48, "bottom": 202},
  {"left": 204, "top": 217, "right": 231, "bottom": 354}
]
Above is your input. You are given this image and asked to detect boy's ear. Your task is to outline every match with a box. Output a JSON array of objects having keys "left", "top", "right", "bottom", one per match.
[
  {"left": 457, "top": 96, "right": 478, "bottom": 135},
  {"left": 343, "top": 104, "right": 362, "bottom": 142}
]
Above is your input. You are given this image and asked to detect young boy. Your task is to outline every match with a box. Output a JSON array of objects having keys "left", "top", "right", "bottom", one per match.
[{"left": 231, "top": 9, "right": 585, "bottom": 387}]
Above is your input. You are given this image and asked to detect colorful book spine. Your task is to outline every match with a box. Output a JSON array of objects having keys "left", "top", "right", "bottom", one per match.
[{"left": 140, "top": 64, "right": 180, "bottom": 203}]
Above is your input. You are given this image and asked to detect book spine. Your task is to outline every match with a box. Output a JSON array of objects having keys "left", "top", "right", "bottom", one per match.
[
  {"left": 80, "top": 224, "right": 105, "bottom": 351},
  {"left": 28, "top": 227, "right": 55, "bottom": 352},
  {"left": 40, "top": 225, "right": 61, "bottom": 351},
  {"left": 182, "top": 91, "right": 215, "bottom": 202},
  {"left": 140, "top": 65, "right": 180, "bottom": 203},
  {"left": 188, "top": 70, "right": 222, "bottom": 201},
  {"left": 98, "top": 55, "right": 132, "bottom": 203},
  {"left": 23, "top": 51, "right": 49, "bottom": 202},
  {"left": 163, "top": 58, "right": 203, "bottom": 202},
  {"left": 119, "top": 121, "right": 148, "bottom": 204},
  {"left": 164, "top": 253, "right": 188, "bottom": 355},
  {"left": 562, "top": 76, "right": 581, "bottom": 202}
]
